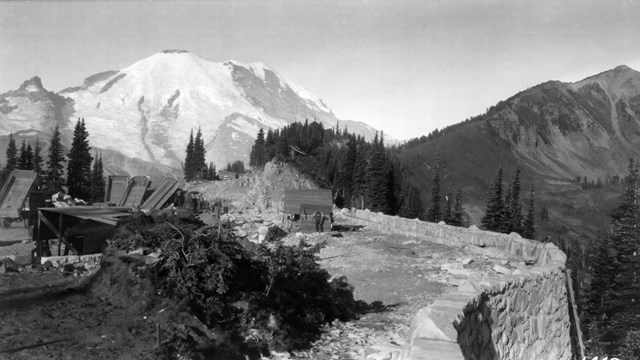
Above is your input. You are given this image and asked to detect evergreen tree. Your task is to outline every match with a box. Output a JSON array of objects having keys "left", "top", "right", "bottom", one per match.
[
  {"left": 66, "top": 118, "right": 93, "bottom": 200},
  {"left": 264, "top": 130, "right": 276, "bottom": 162},
  {"left": 481, "top": 166, "right": 506, "bottom": 232},
  {"left": 586, "top": 159, "right": 640, "bottom": 353},
  {"left": 18, "top": 139, "right": 28, "bottom": 169},
  {"left": 609, "top": 160, "right": 640, "bottom": 334},
  {"left": 426, "top": 157, "right": 442, "bottom": 222},
  {"left": 193, "top": 127, "right": 206, "bottom": 180},
  {"left": 539, "top": 204, "right": 549, "bottom": 221},
  {"left": 206, "top": 162, "right": 217, "bottom": 180},
  {"left": 25, "top": 143, "right": 33, "bottom": 170},
  {"left": 398, "top": 184, "right": 423, "bottom": 219},
  {"left": 508, "top": 168, "right": 523, "bottom": 234},
  {"left": 351, "top": 138, "right": 369, "bottom": 209},
  {"left": 364, "top": 132, "right": 388, "bottom": 213},
  {"left": 32, "top": 138, "right": 43, "bottom": 174},
  {"left": 522, "top": 185, "right": 535, "bottom": 239},
  {"left": 225, "top": 160, "right": 246, "bottom": 174},
  {"left": 502, "top": 184, "right": 512, "bottom": 232},
  {"left": 4, "top": 133, "right": 18, "bottom": 173},
  {"left": 184, "top": 130, "right": 195, "bottom": 181},
  {"left": 444, "top": 192, "right": 453, "bottom": 223},
  {"left": 90, "top": 154, "right": 106, "bottom": 202},
  {"left": 449, "top": 190, "right": 465, "bottom": 227},
  {"left": 250, "top": 128, "right": 266, "bottom": 168},
  {"left": 45, "top": 126, "right": 65, "bottom": 190}
]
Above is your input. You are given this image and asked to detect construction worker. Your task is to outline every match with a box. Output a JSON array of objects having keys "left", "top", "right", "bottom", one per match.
[{"left": 313, "top": 211, "right": 324, "bottom": 232}]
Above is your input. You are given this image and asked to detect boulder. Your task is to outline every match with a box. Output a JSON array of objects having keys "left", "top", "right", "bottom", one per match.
[{"left": 492, "top": 263, "right": 512, "bottom": 275}]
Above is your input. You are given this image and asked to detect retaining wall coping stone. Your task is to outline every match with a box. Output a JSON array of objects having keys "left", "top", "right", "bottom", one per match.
[{"left": 40, "top": 254, "right": 103, "bottom": 266}]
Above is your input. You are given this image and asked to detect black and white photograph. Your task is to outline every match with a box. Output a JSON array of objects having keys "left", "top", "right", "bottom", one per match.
[{"left": 1, "top": 1, "right": 639, "bottom": 359}]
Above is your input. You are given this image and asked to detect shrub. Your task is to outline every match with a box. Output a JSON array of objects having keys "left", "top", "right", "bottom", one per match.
[{"left": 109, "top": 209, "right": 355, "bottom": 357}]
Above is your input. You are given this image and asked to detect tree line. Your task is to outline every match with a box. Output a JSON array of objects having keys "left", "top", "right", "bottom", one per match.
[
  {"left": 0, "top": 119, "right": 105, "bottom": 202},
  {"left": 247, "top": 120, "right": 467, "bottom": 226},
  {"left": 481, "top": 167, "right": 536, "bottom": 239},
  {"left": 581, "top": 159, "right": 640, "bottom": 357}
]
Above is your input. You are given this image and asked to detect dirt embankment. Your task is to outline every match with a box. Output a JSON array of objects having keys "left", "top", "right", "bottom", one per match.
[{"left": 189, "top": 161, "right": 319, "bottom": 219}]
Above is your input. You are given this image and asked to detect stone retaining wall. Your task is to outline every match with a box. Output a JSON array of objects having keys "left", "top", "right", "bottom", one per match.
[{"left": 341, "top": 209, "right": 571, "bottom": 360}]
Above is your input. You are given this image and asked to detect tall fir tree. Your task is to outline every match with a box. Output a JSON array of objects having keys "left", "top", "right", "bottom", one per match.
[
  {"left": 365, "top": 132, "right": 389, "bottom": 213},
  {"left": 398, "top": 183, "right": 423, "bottom": 219},
  {"left": 25, "top": 143, "right": 33, "bottom": 170},
  {"left": 0, "top": 133, "right": 18, "bottom": 186},
  {"left": 18, "top": 139, "right": 28, "bottom": 169},
  {"left": 481, "top": 166, "right": 506, "bottom": 232},
  {"left": 184, "top": 130, "right": 195, "bottom": 181},
  {"left": 90, "top": 154, "right": 106, "bottom": 202},
  {"left": 444, "top": 192, "right": 453, "bottom": 223},
  {"left": 508, "top": 167, "right": 523, "bottom": 234},
  {"left": 4, "top": 133, "right": 18, "bottom": 173},
  {"left": 46, "top": 126, "right": 66, "bottom": 190},
  {"left": 522, "top": 185, "right": 535, "bottom": 239},
  {"left": 586, "top": 159, "right": 640, "bottom": 353},
  {"left": 426, "top": 157, "right": 442, "bottom": 222},
  {"left": 449, "top": 190, "right": 465, "bottom": 227},
  {"left": 32, "top": 138, "right": 43, "bottom": 174},
  {"left": 66, "top": 118, "right": 93, "bottom": 200},
  {"left": 264, "top": 130, "right": 276, "bottom": 162},
  {"left": 193, "top": 127, "right": 206, "bottom": 180},
  {"left": 250, "top": 128, "right": 265, "bottom": 168},
  {"left": 351, "top": 138, "right": 369, "bottom": 209}
]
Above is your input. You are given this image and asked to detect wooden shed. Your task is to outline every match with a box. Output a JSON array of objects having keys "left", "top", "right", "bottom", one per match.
[{"left": 284, "top": 189, "right": 333, "bottom": 218}]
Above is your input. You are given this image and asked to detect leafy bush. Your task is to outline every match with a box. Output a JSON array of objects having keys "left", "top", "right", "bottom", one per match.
[{"left": 109, "top": 209, "right": 355, "bottom": 357}]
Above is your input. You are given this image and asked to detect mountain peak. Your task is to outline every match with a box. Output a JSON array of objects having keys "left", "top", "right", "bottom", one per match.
[
  {"left": 575, "top": 64, "right": 640, "bottom": 85},
  {"left": 160, "top": 49, "right": 190, "bottom": 54},
  {"left": 18, "top": 76, "right": 45, "bottom": 92},
  {"left": 613, "top": 64, "right": 632, "bottom": 72}
]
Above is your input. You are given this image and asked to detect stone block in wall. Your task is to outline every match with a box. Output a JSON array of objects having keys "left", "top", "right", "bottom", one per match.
[
  {"left": 406, "top": 298, "right": 467, "bottom": 343},
  {"left": 401, "top": 338, "right": 464, "bottom": 360},
  {"left": 457, "top": 280, "right": 484, "bottom": 294},
  {"left": 492, "top": 264, "right": 512, "bottom": 275}
]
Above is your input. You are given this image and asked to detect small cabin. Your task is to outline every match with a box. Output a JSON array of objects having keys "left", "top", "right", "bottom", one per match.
[{"left": 284, "top": 189, "right": 332, "bottom": 220}]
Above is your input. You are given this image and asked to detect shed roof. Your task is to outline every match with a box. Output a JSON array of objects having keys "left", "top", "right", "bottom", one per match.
[{"left": 284, "top": 189, "right": 332, "bottom": 214}]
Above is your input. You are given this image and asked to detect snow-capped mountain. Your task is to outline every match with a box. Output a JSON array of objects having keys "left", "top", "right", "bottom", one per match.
[{"left": 0, "top": 50, "right": 380, "bottom": 178}]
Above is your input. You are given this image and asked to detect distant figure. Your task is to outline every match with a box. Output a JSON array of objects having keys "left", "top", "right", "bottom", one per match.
[
  {"left": 329, "top": 212, "right": 334, "bottom": 230},
  {"left": 313, "top": 211, "right": 324, "bottom": 232}
]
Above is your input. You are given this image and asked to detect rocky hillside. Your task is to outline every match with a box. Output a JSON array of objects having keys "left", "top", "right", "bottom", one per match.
[
  {"left": 189, "top": 160, "right": 320, "bottom": 219},
  {"left": 0, "top": 50, "right": 380, "bottom": 177},
  {"left": 397, "top": 66, "right": 640, "bottom": 238}
]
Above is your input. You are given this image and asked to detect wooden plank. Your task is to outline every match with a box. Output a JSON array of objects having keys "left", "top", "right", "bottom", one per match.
[
  {"left": 120, "top": 176, "right": 151, "bottom": 207},
  {"left": 566, "top": 269, "right": 585, "bottom": 359},
  {"left": 140, "top": 178, "right": 179, "bottom": 210},
  {"left": 0, "top": 170, "right": 37, "bottom": 218},
  {"left": 57, "top": 213, "right": 63, "bottom": 256},
  {"left": 105, "top": 175, "right": 129, "bottom": 203},
  {"left": 284, "top": 189, "right": 332, "bottom": 215}
]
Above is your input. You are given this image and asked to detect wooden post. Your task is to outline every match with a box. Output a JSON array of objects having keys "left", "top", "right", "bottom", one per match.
[
  {"left": 566, "top": 269, "right": 585, "bottom": 359},
  {"left": 57, "top": 213, "right": 63, "bottom": 256},
  {"left": 36, "top": 210, "right": 42, "bottom": 257}
]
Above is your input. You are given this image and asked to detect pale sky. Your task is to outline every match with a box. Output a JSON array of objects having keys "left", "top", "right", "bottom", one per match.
[{"left": 2, "top": 0, "right": 640, "bottom": 140}]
